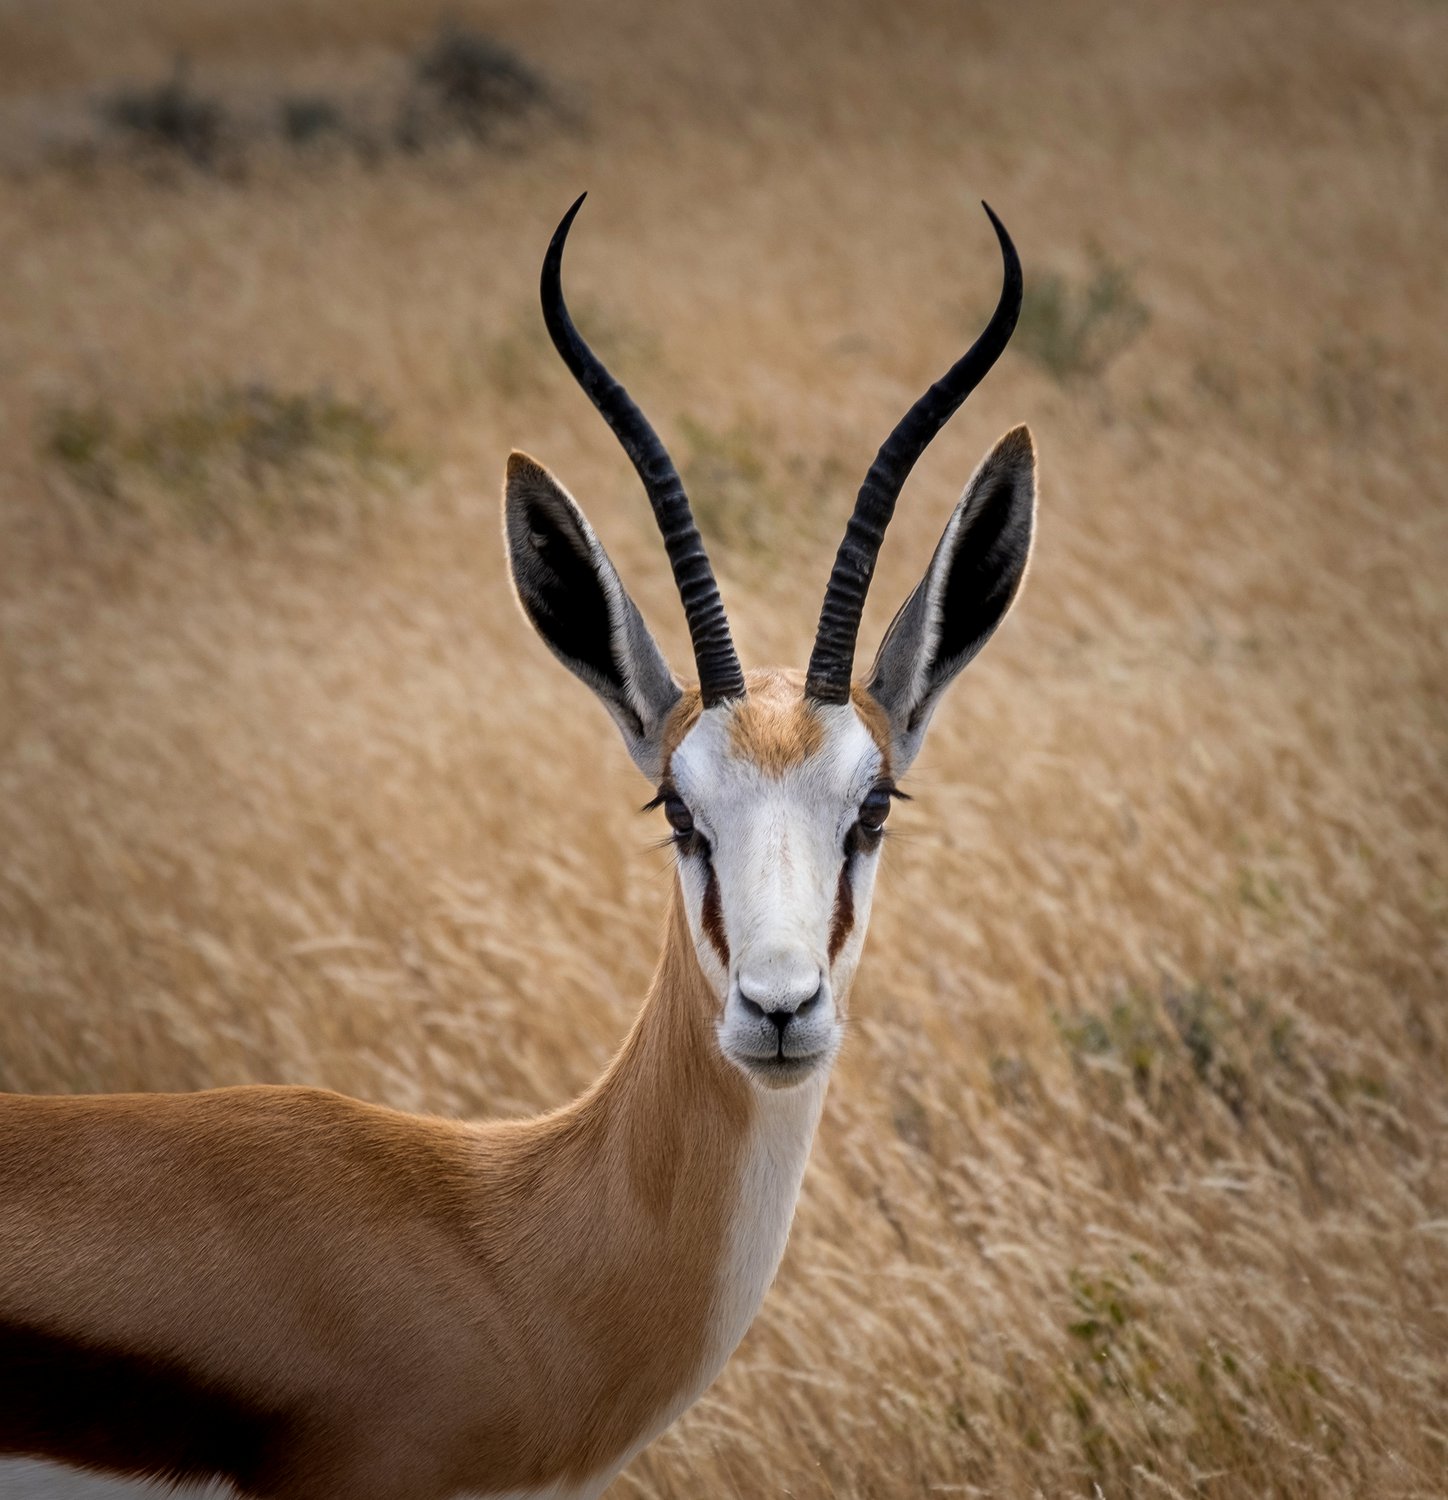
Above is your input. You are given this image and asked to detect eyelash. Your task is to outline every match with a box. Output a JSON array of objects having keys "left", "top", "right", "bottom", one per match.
[
  {"left": 645, "top": 782, "right": 906, "bottom": 859},
  {"left": 644, "top": 788, "right": 711, "bottom": 860}
]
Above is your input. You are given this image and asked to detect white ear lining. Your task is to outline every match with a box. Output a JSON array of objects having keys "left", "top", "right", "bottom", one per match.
[
  {"left": 909, "top": 498, "right": 971, "bottom": 717},
  {"left": 596, "top": 540, "right": 677, "bottom": 738}
]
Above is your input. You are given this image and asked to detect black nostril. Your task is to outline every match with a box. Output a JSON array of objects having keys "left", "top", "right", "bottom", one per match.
[
  {"left": 796, "top": 986, "right": 823, "bottom": 1016},
  {"left": 740, "top": 995, "right": 766, "bottom": 1020},
  {"left": 765, "top": 1009, "right": 792, "bottom": 1036}
]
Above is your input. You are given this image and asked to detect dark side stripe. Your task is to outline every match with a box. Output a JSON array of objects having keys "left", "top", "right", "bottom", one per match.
[
  {"left": 828, "top": 862, "right": 855, "bottom": 961},
  {"left": 701, "top": 866, "right": 730, "bottom": 967},
  {"left": 0, "top": 1319, "right": 294, "bottom": 1493}
]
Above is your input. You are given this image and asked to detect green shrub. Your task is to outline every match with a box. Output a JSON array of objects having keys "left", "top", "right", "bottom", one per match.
[
  {"left": 42, "top": 385, "right": 410, "bottom": 536},
  {"left": 1016, "top": 256, "right": 1149, "bottom": 382}
]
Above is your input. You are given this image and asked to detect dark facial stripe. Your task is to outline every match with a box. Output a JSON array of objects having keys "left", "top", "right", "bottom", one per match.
[
  {"left": 828, "top": 862, "right": 855, "bottom": 962},
  {"left": 701, "top": 866, "right": 729, "bottom": 968},
  {"left": 0, "top": 1319, "right": 294, "bottom": 1493}
]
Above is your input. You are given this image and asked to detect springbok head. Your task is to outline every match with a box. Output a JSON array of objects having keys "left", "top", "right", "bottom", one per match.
[{"left": 505, "top": 195, "right": 1035, "bottom": 1090}]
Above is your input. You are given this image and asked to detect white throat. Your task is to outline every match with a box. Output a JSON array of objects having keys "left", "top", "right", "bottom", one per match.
[
  {"left": 503, "top": 1073, "right": 830, "bottom": 1500},
  {"left": 710, "top": 1072, "right": 829, "bottom": 1368}
]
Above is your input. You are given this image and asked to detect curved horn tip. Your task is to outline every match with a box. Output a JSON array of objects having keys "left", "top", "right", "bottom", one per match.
[
  {"left": 546, "top": 192, "right": 590, "bottom": 262},
  {"left": 979, "top": 202, "right": 1023, "bottom": 296}
]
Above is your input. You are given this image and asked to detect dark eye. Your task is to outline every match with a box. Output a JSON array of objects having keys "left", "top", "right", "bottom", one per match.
[
  {"left": 660, "top": 793, "right": 710, "bottom": 858},
  {"left": 858, "top": 786, "right": 893, "bottom": 832},
  {"left": 847, "top": 784, "right": 894, "bottom": 856},
  {"left": 663, "top": 796, "right": 694, "bottom": 837}
]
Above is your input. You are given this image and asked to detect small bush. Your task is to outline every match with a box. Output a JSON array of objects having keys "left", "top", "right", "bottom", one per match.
[
  {"left": 1015, "top": 256, "right": 1149, "bottom": 382},
  {"left": 42, "top": 385, "right": 409, "bottom": 537},
  {"left": 676, "top": 415, "right": 850, "bottom": 565},
  {"left": 45, "top": 404, "right": 115, "bottom": 471},
  {"left": 397, "top": 27, "right": 548, "bottom": 151},
  {"left": 280, "top": 96, "right": 347, "bottom": 146},
  {"left": 86, "top": 35, "right": 555, "bottom": 176},
  {"left": 100, "top": 60, "right": 225, "bottom": 168}
]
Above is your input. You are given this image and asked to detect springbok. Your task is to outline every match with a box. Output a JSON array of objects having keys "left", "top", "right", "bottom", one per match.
[{"left": 0, "top": 194, "right": 1035, "bottom": 1500}]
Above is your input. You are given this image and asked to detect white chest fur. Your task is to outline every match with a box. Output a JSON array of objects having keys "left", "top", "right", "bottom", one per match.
[
  {"left": 709, "top": 1073, "right": 828, "bottom": 1370},
  {"left": 487, "top": 1074, "right": 830, "bottom": 1500},
  {"left": 544, "top": 1074, "right": 829, "bottom": 1500}
]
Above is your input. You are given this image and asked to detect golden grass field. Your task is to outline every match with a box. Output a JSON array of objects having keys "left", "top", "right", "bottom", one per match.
[{"left": 1, "top": 0, "right": 1445, "bottom": 1494}]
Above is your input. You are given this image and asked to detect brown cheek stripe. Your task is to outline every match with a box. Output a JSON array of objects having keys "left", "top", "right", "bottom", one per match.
[
  {"left": 701, "top": 866, "right": 729, "bottom": 968},
  {"left": 828, "top": 861, "right": 855, "bottom": 962},
  {"left": 0, "top": 1318, "right": 293, "bottom": 1490}
]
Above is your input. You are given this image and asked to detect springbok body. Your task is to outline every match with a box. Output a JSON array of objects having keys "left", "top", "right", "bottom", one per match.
[{"left": 1, "top": 196, "right": 1036, "bottom": 1499}]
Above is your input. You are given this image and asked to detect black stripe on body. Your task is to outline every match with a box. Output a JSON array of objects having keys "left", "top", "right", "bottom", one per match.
[{"left": 0, "top": 1319, "right": 294, "bottom": 1494}]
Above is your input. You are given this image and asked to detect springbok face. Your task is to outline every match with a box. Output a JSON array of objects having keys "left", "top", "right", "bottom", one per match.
[{"left": 504, "top": 196, "right": 1035, "bottom": 1090}]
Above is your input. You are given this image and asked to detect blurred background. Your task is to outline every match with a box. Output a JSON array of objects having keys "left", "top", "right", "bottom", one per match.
[{"left": 1, "top": 1, "right": 1445, "bottom": 1495}]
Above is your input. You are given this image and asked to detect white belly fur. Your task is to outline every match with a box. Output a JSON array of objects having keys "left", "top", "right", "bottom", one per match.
[
  {"left": 5, "top": 1079, "right": 827, "bottom": 1500},
  {"left": 0, "top": 1461, "right": 234, "bottom": 1498}
]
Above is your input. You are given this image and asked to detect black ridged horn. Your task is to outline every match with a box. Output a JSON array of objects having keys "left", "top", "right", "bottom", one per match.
[
  {"left": 805, "top": 202, "right": 1023, "bottom": 704},
  {"left": 541, "top": 194, "right": 746, "bottom": 709}
]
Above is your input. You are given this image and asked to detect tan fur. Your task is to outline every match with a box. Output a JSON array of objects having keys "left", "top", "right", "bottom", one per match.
[
  {"left": 660, "top": 688, "right": 703, "bottom": 779},
  {"left": 727, "top": 669, "right": 826, "bottom": 775},
  {"left": 850, "top": 684, "right": 893, "bottom": 772},
  {"left": 0, "top": 884, "right": 754, "bottom": 1498},
  {"left": 666, "top": 669, "right": 885, "bottom": 781}
]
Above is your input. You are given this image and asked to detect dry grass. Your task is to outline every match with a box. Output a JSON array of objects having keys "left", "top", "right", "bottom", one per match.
[{"left": 1, "top": 0, "right": 1445, "bottom": 1495}]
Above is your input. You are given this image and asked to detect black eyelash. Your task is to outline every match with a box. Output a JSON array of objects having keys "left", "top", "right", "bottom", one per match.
[{"left": 644, "top": 785, "right": 710, "bottom": 860}]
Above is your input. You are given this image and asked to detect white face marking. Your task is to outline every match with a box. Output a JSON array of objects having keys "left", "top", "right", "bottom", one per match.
[{"left": 669, "top": 698, "right": 887, "bottom": 1091}]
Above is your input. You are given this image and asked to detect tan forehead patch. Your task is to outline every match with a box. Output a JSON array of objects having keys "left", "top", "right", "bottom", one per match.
[
  {"left": 662, "top": 669, "right": 892, "bottom": 781},
  {"left": 727, "top": 671, "right": 825, "bottom": 775}
]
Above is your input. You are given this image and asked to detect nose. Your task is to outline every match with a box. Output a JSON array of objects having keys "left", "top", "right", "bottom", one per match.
[
  {"left": 737, "top": 957, "right": 824, "bottom": 1035},
  {"left": 739, "top": 987, "right": 823, "bottom": 1035},
  {"left": 737, "top": 952, "right": 821, "bottom": 1013}
]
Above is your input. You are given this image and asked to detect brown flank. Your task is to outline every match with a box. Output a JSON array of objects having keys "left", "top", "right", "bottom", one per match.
[{"left": 0, "top": 886, "right": 754, "bottom": 1499}]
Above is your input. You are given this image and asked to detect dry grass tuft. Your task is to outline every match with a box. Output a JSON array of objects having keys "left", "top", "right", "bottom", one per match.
[
  {"left": 1, "top": 0, "right": 1445, "bottom": 1496},
  {"left": 40, "top": 384, "right": 409, "bottom": 537}
]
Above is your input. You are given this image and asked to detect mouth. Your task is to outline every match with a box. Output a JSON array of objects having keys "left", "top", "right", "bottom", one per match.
[{"left": 732, "top": 1050, "right": 829, "bottom": 1089}]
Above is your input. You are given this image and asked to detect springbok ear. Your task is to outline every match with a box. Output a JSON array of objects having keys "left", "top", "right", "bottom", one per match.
[
  {"left": 504, "top": 452, "right": 682, "bottom": 780},
  {"left": 866, "top": 425, "right": 1036, "bottom": 773}
]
